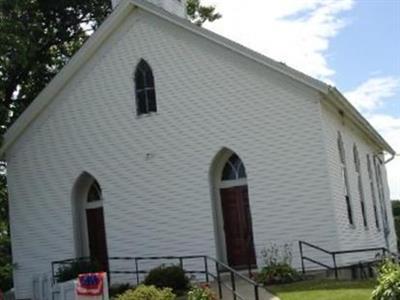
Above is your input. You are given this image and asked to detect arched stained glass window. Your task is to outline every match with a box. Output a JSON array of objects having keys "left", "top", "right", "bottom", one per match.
[
  {"left": 135, "top": 59, "right": 156, "bottom": 115},
  {"left": 222, "top": 154, "right": 247, "bottom": 181},
  {"left": 87, "top": 180, "right": 102, "bottom": 202}
]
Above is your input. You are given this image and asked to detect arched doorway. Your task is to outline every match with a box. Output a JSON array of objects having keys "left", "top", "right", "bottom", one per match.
[
  {"left": 72, "top": 172, "right": 109, "bottom": 272},
  {"left": 210, "top": 149, "right": 257, "bottom": 269}
]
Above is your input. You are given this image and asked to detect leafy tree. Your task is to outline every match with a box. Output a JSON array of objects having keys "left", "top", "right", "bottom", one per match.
[
  {"left": 392, "top": 200, "right": 400, "bottom": 251},
  {"left": 186, "top": 0, "right": 221, "bottom": 26},
  {"left": 0, "top": 175, "right": 12, "bottom": 292},
  {"left": 0, "top": 0, "right": 220, "bottom": 291},
  {"left": 392, "top": 200, "right": 400, "bottom": 216}
]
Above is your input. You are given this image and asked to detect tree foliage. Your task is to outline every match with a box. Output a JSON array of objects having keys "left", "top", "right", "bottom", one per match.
[
  {"left": 392, "top": 200, "right": 400, "bottom": 251},
  {"left": 372, "top": 259, "right": 400, "bottom": 300},
  {"left": 186, "top": 0, "right": 221, "bottom": 26},
  {"left": 0, "top": 175, "right": 12, "bottom": 292},
  {"left": 0, "top": 0, "right": 112, "bottom": 134},
  {"left": 0, "top": 0, "right": 220, "bottom": 291}
]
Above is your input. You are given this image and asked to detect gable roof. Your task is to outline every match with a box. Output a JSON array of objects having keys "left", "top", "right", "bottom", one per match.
[{"left": 0, "top": 0, "right": 395, "bottom": 156}]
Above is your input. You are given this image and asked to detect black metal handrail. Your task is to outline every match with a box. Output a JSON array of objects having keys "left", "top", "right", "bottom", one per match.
[
  {"left": 299, "top": 241, "right": 390, "bottom": 279},
  {"left": 52, "top": 255, "right": 266, "bottom": 300},
  {"left": 382, "top": 249, "right": 400, "bottom": 261}
]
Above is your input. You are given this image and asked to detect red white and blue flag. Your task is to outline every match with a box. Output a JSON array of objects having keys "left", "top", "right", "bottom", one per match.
[{"left": 76, "top": 272, "right": 105, "bottom": 296}]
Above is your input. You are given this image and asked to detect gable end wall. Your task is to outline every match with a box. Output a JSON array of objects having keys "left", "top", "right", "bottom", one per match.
[{"left": 7, "top": 9, "right": 339, "bottom": 298}]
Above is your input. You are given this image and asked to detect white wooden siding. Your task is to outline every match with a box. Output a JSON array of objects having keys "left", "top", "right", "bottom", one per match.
[
  {"left": 320, "top": 101, "right": 396, "bottom": 265},
  {"left": 6, "top": 8, "right": 393, "bottom": 298}
]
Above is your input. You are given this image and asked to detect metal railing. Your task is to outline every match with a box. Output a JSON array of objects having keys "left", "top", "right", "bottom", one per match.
[
  {"left": 298, "top": 241, "right": 395, "bottom": 279},
  {"left": 52, "top": 255, "right": 265, "bottom": 300}
]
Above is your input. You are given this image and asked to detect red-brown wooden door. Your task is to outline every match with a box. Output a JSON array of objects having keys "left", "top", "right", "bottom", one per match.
[
  {"left": 220, "top": 186, "right": 256, "bottom": 268},
  {"left": 86, "top": 207, "right": 109, "bottom": 272}
]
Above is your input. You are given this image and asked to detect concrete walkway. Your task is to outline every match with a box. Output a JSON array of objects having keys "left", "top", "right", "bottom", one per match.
[{"left": 210, "top": 278, "right": 279, "bottom": 300}]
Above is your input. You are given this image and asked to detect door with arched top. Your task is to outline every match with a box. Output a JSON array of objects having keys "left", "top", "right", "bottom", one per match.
[
  {"left": 219, "top": 154, "right": 256, "bottom": 268},
  {"left": 72, "top": 173, "right": 109, "bottom": 272},
  {"left": 85, "top": 180, "right": 109, "bottom": 272}
]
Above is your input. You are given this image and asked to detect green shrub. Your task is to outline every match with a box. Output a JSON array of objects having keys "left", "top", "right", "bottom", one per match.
[
  {"left": 0, "top": 262, "right": 13, "bottom": 292},
  {"left": 114, "top": 285, "right": 176, "bottom": 300},
  {"left": 372, "top": 259, "right": 400, "bottom": 300},
  {"left": 109, "top": 283, "right": 134, "bottom": 298},
  {"left": 187, "top": 285, "right": 217, "bottom": 300},
  {"left": 256, "top": 263, "right": 300, "bottom": 285},
  {"left": 55, "top": 259, "right": 101, "bottom": 283},
  {"left": 392, "top": 201, "right": 400, "bottom": 251},
  {"left": 144, "top": 265, "right": 190, "bottom": 294},
  {"left": 257, "top": 243, "right": 301, "bottom": 285}
]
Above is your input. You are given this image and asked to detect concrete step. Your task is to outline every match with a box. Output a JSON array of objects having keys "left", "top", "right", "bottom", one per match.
[{"left": 208, "top": 277, "right": 279, "bottom": 300}]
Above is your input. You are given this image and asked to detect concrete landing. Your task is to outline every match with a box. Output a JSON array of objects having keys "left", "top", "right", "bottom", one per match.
[{"left": 210, "top": 278, "right": 279, "bottom": 300}]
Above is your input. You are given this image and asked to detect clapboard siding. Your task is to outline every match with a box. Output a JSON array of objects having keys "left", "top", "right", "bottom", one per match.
[
  {"left": 5, "top": 7, "right": 392, "bottom": 299},
  {"left": 320, "top": 101, "right": 396, "bottom": 265}
]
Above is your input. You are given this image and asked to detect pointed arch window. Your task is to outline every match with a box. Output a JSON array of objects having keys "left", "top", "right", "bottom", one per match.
[
  {"left": 337, "top": 132, "right": 354, "bottom": 225},
  {"left": 353, "top": 144, "right": 367, "bottom": 227},
  {"left": 367, "top": 154, "right": 380, "bottom": 230},
  {"left": 222, "top": 154, "right": 247, "bottom": 181},
  {"left": 135, "top": 59, "right": 157, "bottom": 115}
]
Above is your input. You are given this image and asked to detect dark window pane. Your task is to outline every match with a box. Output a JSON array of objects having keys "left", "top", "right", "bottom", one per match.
[
  {"left": 147, "top": 89, "right": 157, "bottom": 112},
  {"left": 135, "top": 71, "right": 145, "bottom": 90},
  {"left": 87, "top": 181, "right": 102, "bottom": 202},
  {"left": 136, "top": 90, "right": 147, "bottom": 115},
  {"left": 346, "top": 195, "right": 353, "bottom": 225},
  {"left": 222, "top": 163, "right": 236, "bottom": 180},
  {"left": 238, "top": 163, "right": 247, "bottom": 178},
  {"left": 145, "top": 69, "right": 155, "bottom": 87},
  {"left": 229, "top": 154, "right": 241, "bottom": 170},
  {"left": 135, "top": 59, "right": 156, "bottom": 115}
]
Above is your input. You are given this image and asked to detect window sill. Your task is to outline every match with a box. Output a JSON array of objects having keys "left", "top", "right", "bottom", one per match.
[
  {"left": 136, "top": 111, "right": 159, "bottom": 119},
  {"left": 348, "top": 224, "right": 356, "bottom": 230}
]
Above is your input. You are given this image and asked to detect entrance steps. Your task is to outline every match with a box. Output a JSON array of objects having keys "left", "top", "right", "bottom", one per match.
[{"left": 208, "top": 276, "right": 279, "bottom": 300}]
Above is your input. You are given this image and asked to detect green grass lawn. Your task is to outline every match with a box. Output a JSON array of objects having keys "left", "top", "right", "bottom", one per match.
[{"left": 268, "top": 279, "right": 376, "bottom": 300}]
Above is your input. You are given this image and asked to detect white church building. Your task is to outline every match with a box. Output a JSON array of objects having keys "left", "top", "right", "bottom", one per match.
[{"left": 1, "top": 0, "right": 397, "bottom": 298}]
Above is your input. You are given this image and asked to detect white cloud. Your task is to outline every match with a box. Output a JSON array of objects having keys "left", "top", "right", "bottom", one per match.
[
  {"left": 344, "top": 77, "right": 400, "bottom": 112},
  {"left": 201, "top": 1, "right": 399, "bottom": 198},
  {"left": 203, "top": 0, "right": 354, "bottom": 82},
  {"left": 345, "top": 78, "right": 400, "bottom": 199}
]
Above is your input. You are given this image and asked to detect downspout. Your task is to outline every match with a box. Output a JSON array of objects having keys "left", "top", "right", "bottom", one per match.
[
  {"left": 375, "top": 152, "right": 396, "bottom": 164},
  {"left": 384, "top": 152, "right": 396, "bottom": 164}
]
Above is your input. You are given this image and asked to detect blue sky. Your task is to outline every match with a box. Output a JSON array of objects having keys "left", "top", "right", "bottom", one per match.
[
  {"left": 331, "top": 1, "right": 399, "bottom": 93},
  {"left": 203, "top": 0, "right": 400, "bottom": 198}
]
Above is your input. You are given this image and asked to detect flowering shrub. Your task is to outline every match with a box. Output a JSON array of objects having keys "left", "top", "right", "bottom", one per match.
[
  {"left": 372, "top": 259, "right": 400, "bottom": 300},
  {"left": 114, "top": 285, "right": 176, "bottom": 300},
  {"left": 256, "top": 243, "right": 301, "bottom": 285},
  {"left": 256, "top": 263, "right": 300, "bottom": 285},
  {"left": 187, "top": 284, "right": 217, "bottom": 300}
]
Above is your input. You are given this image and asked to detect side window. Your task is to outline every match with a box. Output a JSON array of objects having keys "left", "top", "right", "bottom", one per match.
[
  {"left": 367, "top": 154, "right": 380, "bottom": 230},
  {"left": 374, "top": 156, "right": 389, "bottom": 233},
  {"left": 353, "top": 145, "right": 367, "bottom": 227},
  {"left": 135, "top": 59, "right": 157, "bottom": 115},
  {"left": 337, "top": 132, "right": 354, "bottom": 225}
]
